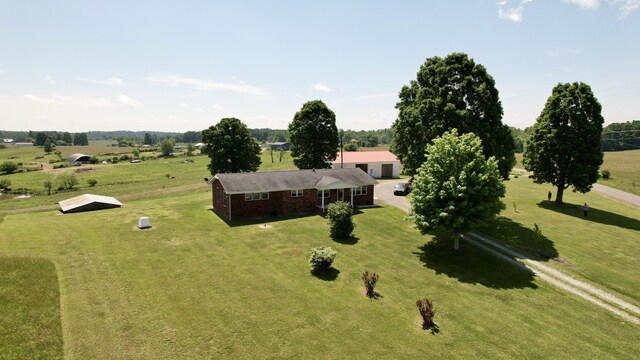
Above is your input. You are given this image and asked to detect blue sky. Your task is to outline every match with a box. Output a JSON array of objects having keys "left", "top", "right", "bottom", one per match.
[{"left": 1, "top": 0, "right": 638, "bottom": 132}]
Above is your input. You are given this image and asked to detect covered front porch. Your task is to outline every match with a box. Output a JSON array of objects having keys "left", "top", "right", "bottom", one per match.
[{"left": 315, "top": 176, "right": 361, "bottom": 212}]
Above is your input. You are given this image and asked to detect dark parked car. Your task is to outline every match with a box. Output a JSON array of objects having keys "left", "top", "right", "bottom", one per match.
[{"left": 393, "top": 182, "right": 411, "bottom": 196}]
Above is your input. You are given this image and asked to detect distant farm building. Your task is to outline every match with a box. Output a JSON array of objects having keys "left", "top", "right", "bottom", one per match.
[
  {"left": 67, "top": 153, "right": 91, "bottom": 164},
  {"left": 332, "top": 151, "right": 400, "bottom": 179},
  {"left": 208, "top": 168, "right": 376, "bottom": 221},
  {"left": 14, "top": 142, "right": 34, "bottom": 147},
  {"left": 59, "top": 194, "right": 123, "bottom": 213},
  {"left": 3, "top": 139, "right": 14, "bottom": 143},
  {"left": 194, "top": 143, "right": 204, "bottom": 149}
]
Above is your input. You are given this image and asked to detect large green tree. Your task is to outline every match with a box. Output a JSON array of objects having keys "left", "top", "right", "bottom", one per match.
[
  {"left": 289, "top": 100, "right": 339, "bottom": 169},
  {"left": 523, "top": 82, "right": 604, "bottom": 204},
  {"left": 410, "top": 129, "right": 506, "bottom": 249},
  {"left": 202, "top": 117, "right": 261, "bottom": 175},
  {"left": 391, "top": 53, "right": 515, "bottom": 179},
  {"left": 73, "top": 133, "right": 89, "bottom": 146}
]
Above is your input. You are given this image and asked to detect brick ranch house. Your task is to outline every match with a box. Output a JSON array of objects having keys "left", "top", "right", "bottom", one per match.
[{"left": 208, "top": 168, "right": 377, "bottom": 221}]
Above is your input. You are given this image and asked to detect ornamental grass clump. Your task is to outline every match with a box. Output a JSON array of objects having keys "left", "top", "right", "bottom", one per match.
[
  {"left": 416, "top": 298, "right": 435, "bottom": 328},
  {"left": 362, "top": 271, "right": 379, "bottom": 298},
  {"left": 309, "top": 246, "right": 337, "bottom": 272}
]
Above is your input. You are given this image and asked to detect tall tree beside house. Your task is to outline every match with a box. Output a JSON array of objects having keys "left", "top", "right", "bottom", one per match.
[
  {"left": 523, "top": 82, "right": 604, "bottom": 204},
  {"left": 288, "top": 100, "right": 339, "bottom": 169},
  {"left": 202, "top": 117, "right": 261, "bottom": 175},
  {"left": 410, "top": 130, "right": 505, "bottom": 250},
  {"left": 391, "top": 53, "right": 515, "bottom": 179}
]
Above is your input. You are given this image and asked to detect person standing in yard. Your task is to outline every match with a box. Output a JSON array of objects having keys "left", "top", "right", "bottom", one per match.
[
  {"left": 583, "top": 203, "right": 589, "bottom": 217},
  {"left": 548, "top": 191, "right": 552, "bottom": 201}
]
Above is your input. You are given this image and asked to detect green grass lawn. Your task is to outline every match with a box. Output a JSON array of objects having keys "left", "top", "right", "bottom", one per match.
[
  {"left": 477, "top": 175, "right": 640, "bottom": 304},
  {"left": 0, "top": 257, "right": 63, "bottom": 359},
  {"left": 599, "top": 149, "right": 640, "bottom": 195},
  {"left": 0, "top": 191, "right": 638, "bottom": 358}
]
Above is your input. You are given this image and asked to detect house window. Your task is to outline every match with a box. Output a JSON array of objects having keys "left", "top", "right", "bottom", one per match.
[
  {"left": 353, "top": 186, "right": 367, "bottom": 196},
  {"left": 338, "top": 189, "right": 344, "bottom": 200},
  {"left": 291, "top": 189, "right": 304, "bottom": 197},
  {"left": 223, "top": 191, "right": 227, "bottom": 207},
  {"left": 245, "top": 192, "right": 269, "bottom": 201},
  {"left": 317, "top": 189, "right": 330, "bottom": 198}
]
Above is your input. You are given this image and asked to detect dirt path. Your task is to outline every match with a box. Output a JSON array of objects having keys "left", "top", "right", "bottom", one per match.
[
  {"left": 513, "top": 168, "right": 640, "bottom": 208},
  {"left": 374, "top": 183, "right": 640, "bottom": 324}
]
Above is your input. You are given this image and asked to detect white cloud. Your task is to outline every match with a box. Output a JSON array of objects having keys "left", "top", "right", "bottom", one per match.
[
  {"left": 24, "top": 94, "right": 140, "bottom": 108},
  {"left": 146, "top": 74, "right": 270, "bottom": 97},
  {"left": 212, "top": 103, "right": 223, "bottom": 110},
  {"left": 116, "top": 95, "right": 141, "bottom": 107},
  {"left": 77, "top": 77, "right": 125, "bottom": 86},
  {"left": 611, "top": 0, "right": 640, "bottom": 17},
  {"left": 498, "top": 0, "right": 639, "bottom": 21},
  {"left": 312, "top": 83, "right": 332, "bottom": 92},
  {"left": 0, "top": 69, "right": 5, "bottom": 75},
  {"left": 498, "top": 0, "right": 532, "bottom": 22},
  {"left": 46, "top": 75, "right": 55, "bottom": 85},
  {"left": 179, "top": 102, "right": 189, "bottom": 109},
  {"left": 563, "top": 0, "right": 600, "bottom": 9}
]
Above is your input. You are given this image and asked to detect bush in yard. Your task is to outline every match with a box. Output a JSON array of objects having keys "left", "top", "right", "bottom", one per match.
[
  {"left": 0, "top": 161, "right": 19, "bottom": 174},
  {"left": 416, "top": 298, "right": 435, "bottom": 328},
  {"left": 362, "top": 271, "right": 379, "bottom": 298},
  {"left": 601, "top": 169, "right": 610, "bottom": 180},
  {"left": 309, "top": 246, "right": 337, "bottom": 271},
  {"left": 43, "top": 180, "right": 53, "bottom": 195},
  {"left": 56, "top": 173, "right": 79, "bottom": 190},
  {"left": 0, "top": 178, "right": 11, "bottom": 191},
  {"left": 326, "top": 201, "right": 355, "bottom": 239},
  {"left": 87, "top": 179, "right": 98, "bottom": 187}
]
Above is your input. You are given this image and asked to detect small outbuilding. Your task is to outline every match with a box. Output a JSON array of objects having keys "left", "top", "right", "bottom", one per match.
[
  {"left": 269, "top": 142, "right": 291, "bottom": 151},
  {"left": 59, "top": 194, "right": 123, "bottom": 213},
  {"left": 67, "top": 153, "right": 91, "bottom": 164},
  {"left": 332, "top": 151, "right": 400, "bottom": 179}
]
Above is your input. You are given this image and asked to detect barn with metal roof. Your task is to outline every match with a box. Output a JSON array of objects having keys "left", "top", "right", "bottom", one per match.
[
  {"left": 67, "top": 153, "right": 91, "bottom": 164},
  {"left": 59, "top": 194, "right": 123, "bottom": 213}
]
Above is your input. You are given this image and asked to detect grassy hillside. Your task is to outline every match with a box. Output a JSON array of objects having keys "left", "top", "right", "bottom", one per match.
[{"left": 0, "top": 190, "right": 638, "bottom": 358}]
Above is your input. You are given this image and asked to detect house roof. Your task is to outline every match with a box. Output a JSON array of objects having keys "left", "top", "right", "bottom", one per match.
[
  {"left": 59, "top": 194, "right": 123, "bottom": 213},
  {"left": 210, "top": 168, "right": 377, "bottom": 194},
  {"left": 333, "top": 151, "right": 399, "bottom": 164}
]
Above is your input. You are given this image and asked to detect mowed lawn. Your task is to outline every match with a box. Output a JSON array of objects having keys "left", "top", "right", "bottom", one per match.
[
  {"left": 476, "top": 175, "right": 640, "bottom": 305},
  {"left": 0, "top": 191, "right": 638, "bottom": 358}
]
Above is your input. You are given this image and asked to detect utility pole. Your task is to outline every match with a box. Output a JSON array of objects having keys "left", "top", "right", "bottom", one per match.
[{"left": 339, "top": 129, "right": 344, "bottom": 168}]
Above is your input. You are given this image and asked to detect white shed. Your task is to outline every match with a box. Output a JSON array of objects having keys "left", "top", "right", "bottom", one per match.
[{"left": 331, "top": 151, "right": 400, "bottom": 179}]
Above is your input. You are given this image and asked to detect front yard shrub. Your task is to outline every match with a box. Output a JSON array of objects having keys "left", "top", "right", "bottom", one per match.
[
  {"left": 87, "top": 179, "right": 98, "bottom": 187},
  {"left": 326, "top": 201, "right": 355, "bottom": 239},
  {"left": 601, "top": 169, "right": 611, "bottom": 180},
  {"left": 416, "top": 298, "right": 435, "bottom": 328},
  {"left": 309, "top": 246, "right": 337, "bottom": 271},
  {"left": 362, "top": 271, "right": 379, "bottom": 298}
]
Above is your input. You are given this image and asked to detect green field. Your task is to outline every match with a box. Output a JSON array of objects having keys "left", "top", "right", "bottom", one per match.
[
  {"left": 1, "top": 144, "right": 639, "bottom": 358},
  {"left": 515, "top": 149, "right": 640, "bottom": 195}
]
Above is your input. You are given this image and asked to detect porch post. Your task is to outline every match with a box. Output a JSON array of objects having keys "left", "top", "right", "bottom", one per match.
[
  {"left": 322, "top": 189, "right": 325, "bottom": 212},
  {"left": 350, "top": 187, "right": 354, "bottom": 207}
]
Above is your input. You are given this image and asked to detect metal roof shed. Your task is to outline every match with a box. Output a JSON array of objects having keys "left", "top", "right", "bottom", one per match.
[{"left": 59, "top": 194, "right": 123, "bottom": 213}]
